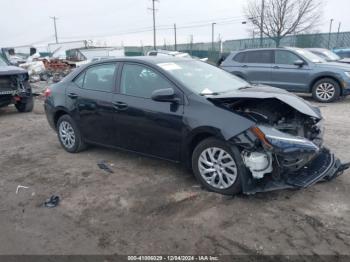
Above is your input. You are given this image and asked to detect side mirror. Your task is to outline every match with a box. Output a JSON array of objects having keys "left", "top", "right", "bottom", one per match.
[
  {"left": 294, "top": 60, "right": 305, "bottom": 67},
  {"left": 151, "top": 88, "right": 179, "bottom": 103}
]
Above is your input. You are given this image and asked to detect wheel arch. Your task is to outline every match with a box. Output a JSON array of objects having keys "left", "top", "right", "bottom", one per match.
[
  {"left": 53, "top": 108, "right": 70, "bottom": 129},
  {"left": 183, "top": 127, "right": 223, "bottom": 170},
  {"left": 309, "top": 75, "right": 343, "bottom": 95}
]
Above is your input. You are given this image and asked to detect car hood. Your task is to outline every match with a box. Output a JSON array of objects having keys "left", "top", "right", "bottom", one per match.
[
  {"left": 314, "top": 61, "right": 350, "bottom": 70},
  {"left": 339, "top": 58, "right": 350, "bottom": 64},
  {"left": 0, "top": 65, "right": 27, "bottom": 76},
  {"left": 207, "top": 85, "right": 322, "bottom": 119}
]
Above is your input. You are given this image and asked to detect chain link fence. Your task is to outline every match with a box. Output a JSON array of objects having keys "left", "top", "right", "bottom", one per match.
[{"left": 124, "top": 31, "right": 350, "bottom": 64}]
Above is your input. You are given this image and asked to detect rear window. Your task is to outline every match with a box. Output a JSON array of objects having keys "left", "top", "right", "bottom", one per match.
[
  {"left": 233, "top": 52, "right": 245, "bottom": 62},
  {"left": 73, "top": 63, "right": 118, "bottom": 92},
  {"left": 242, "top": 50, "right": 273, "bottom": 64}
]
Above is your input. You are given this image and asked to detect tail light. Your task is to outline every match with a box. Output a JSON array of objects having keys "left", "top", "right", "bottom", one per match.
[{"left": 44, "top": 87, "right": 51, "bottom": 98}]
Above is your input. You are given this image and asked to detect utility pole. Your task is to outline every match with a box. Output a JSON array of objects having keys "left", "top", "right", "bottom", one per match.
[
  {"left": 328, "top": 18, "right": 334, "bottom": 49},
  {"left": 149, "top": 0, "right": 158, "bottom": 50},
  {"left": 211, "top": 22, "right": 216, "bottom": 51},
  {"left": 260, "top": 0, "right": 264, "bottom": 47},
  {"left": 50, "top": 16, "right": 59, "bottom": 43},
  {"left": 190, "top": 34, "right": 193, "bottom": 55},
  {"left": 174, "top": 23, "right": 177, "bottom": 51},
  {"left": 336, "top": 22, "right": 341, "bottom": 48}
]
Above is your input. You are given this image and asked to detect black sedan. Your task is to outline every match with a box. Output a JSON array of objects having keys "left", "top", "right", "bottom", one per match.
[{"left": 44, "top": 57, "right": 348, "bottom": 195}]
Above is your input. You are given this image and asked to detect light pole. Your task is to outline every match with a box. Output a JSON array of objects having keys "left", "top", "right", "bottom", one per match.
[
  {"left": 174, "top": 23, "right": 177, "bottom": 51},
  {"left": 50, "top": 16, "right": 59, "bottom": 43},
  {"left": 260, "top": 0, "right": 265, "bottom": 47},
  {"left": 211, "top": 22, "right": 216, "bottom": 51},
  {"left": 150, "top": 0, "right": 158, "bottom": 50},
  {"left": 328, "top": 18, "right": 334, "bottom": 49}
]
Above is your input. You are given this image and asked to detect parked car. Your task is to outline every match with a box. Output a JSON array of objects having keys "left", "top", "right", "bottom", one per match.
[
  {"left": 220, "top": 47, "right": 350, "bottom": 102},
  {"left": 147, "top": 49, "right": 208, "bottom": 62},
  {"left": 0, "top": 54, "right": 34, "bottom": 112},
  {"left": 306, "top": 48, "right": 350, "bottom": 64},
  {"left": 44, "top": 57, "right": 348, "bottom": 195},
  {"left": 333, "top": 48, "right": 350, "bottom": 59}
]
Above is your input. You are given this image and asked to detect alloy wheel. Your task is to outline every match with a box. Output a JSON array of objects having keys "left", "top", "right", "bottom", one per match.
[
  {"left": 315, "top": 82, "right": 335, "bottom": 101},
  {"left": 58, "top": 121, "right": 76, "bottom": 149},
  {"left": 198, "top": 147, "right": 238, "bottom": 189}
]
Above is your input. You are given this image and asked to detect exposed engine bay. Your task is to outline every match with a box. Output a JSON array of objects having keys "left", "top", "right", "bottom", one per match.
[
  {"left": 222, "top": 98, "right": 322, "bottom": 143},
  {"left": 210, "top": 96, "right": 349, "bottom": 194}
]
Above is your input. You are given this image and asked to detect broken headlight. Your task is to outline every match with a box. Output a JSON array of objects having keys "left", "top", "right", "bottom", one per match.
[{"left": 251, "top": 125, "right": 319, "bottom": 155}]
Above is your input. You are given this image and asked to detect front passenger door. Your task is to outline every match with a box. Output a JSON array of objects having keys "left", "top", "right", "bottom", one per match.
[
  {"left": 271, "top": 50, "right": 311, "bottom": 92},
  {"left": 112, "top": 63, "right": 184, "bottom": 161}
]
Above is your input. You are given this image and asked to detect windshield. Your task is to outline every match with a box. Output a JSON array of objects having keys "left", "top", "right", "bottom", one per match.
[
  {"left": 157, "top": 60, "right": 248, "bottom": 94},
  {"left": 294, "top": 49, "right": 326, "bottom": 63},
  {"left": 312, "top": 49, "right": 340, "bottom": 61},
  {"left": 0, "top": 55, "right": 8, "bottom": 66}
]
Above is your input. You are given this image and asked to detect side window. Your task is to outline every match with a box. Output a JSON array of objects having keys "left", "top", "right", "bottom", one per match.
[
  {"left": 121, "top": 64, "right": 174, "bottom": 99},
  {"left": 233, "top": 52, "right": 245, "bottom": 62},
  {"left": 74, "top": 72, "right": 85, "bottom": 88},
  {"left": 83, "top": 63, "right": 117, "bottom": 92},
  {"left": 242, "top": 51, "right": 273, "bottom": 64},
  {"left": 275, "top": 51, "right": 301, "bottom": 65},
  {"left": 341, "top": 51, "right": 350, "bottom": 58}
]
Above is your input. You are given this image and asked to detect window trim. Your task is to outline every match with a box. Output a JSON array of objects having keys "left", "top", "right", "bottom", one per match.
[
  {"left": 274, "top": 50, "right": 307, "bottom": 66},
  {"left": 73, "top": 71, "right": 86, "bottom": 88},
  {"left": 117, "top": 62, "right": 184, "bottom": 103},
  {"left": 72, "top": 62, "right": 119, "bottom": 93}
]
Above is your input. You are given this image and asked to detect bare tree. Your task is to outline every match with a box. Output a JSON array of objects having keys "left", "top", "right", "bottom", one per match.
[{"left": 245, "top": 0, "right": 322, "bottom": 47}]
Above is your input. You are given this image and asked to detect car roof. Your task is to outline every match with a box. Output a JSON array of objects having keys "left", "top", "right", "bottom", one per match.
[
  {"left": 65, "top": 56, "right": 195, "bottom": 83},
  {"left": 232, "top": 47, "right": 301, "bottom": 53},
  {"left": 306, "top": 48, "right": 328, "bottom": 51},
  {"left": 87, "top": 56, "right": 193, "bottom": 65}
]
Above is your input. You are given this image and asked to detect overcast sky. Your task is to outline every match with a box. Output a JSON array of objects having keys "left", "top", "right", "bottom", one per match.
[{"left": 1, "top": 0, "right": 349, "bottom": 48}]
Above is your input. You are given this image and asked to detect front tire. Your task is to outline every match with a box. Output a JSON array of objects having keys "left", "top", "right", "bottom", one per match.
[
  {"left": 192, "top": 138, "right": 244, "bottom": 195},
  {"left": 15, "top": 95, "right": 34, "bottom": 112},
  {"left": 57, "top": 115, "right": 86, "bottom": 153},
  {"left": 312, "top": 78, "right": 340, "bottom": 103}
]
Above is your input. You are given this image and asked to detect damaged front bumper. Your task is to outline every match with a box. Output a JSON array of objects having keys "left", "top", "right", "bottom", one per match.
[
  {"left": 233, "top": 125, "right": 349, "bottom": 194},
  {"left": 242, "top": 148, "right": 349, "bottom": 194}
]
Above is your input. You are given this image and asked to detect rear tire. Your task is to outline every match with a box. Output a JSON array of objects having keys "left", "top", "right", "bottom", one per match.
[
  {"left": 192, "top": 138, "right": 244, "bottom": 195},
  {"left": 57, "top": 114, "right": 86, "bottom": 153},
  {"left": 15, "top": 95, "right": 34, "bottom": 112},
  {"left": 312, "top": 78, "right": 340, "bottom": 103}
]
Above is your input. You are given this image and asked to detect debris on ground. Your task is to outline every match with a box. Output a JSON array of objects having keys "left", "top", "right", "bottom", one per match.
[
  {"left": 16, "top": 185, "right": 29, "bottom": 194},
  {"left": 44, "top": 195, "right": 60, "bottom": 208},
  {"left": 97, "top": 160, "right": 114, "bottom": 174},
  {"left": 19, "top": 58, "right": 74, "bottom": 83}
]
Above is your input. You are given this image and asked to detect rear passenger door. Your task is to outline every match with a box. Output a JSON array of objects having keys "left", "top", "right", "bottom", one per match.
[
  {"left": 271, "top": 50, "right": 311, "bottom": 92},
  {"left": 66, "top": 63, "right": 118, "bottom": 145},
  {"left": 238, "top": 50, "right": 273, "bottom": 85}
]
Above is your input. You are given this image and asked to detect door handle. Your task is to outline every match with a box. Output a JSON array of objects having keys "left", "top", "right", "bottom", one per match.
[
  {"left": 68, "top": 93, "right": 78, "bottom": 99},
  {"left": 113, "top": 101, "right": 128, "bottom": 110},
  {"left": 273, "top": 66, "right": 280, "bottom": 69},
  {"left": 242, "top": 65, "right": 248, "bottom": 68}
]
